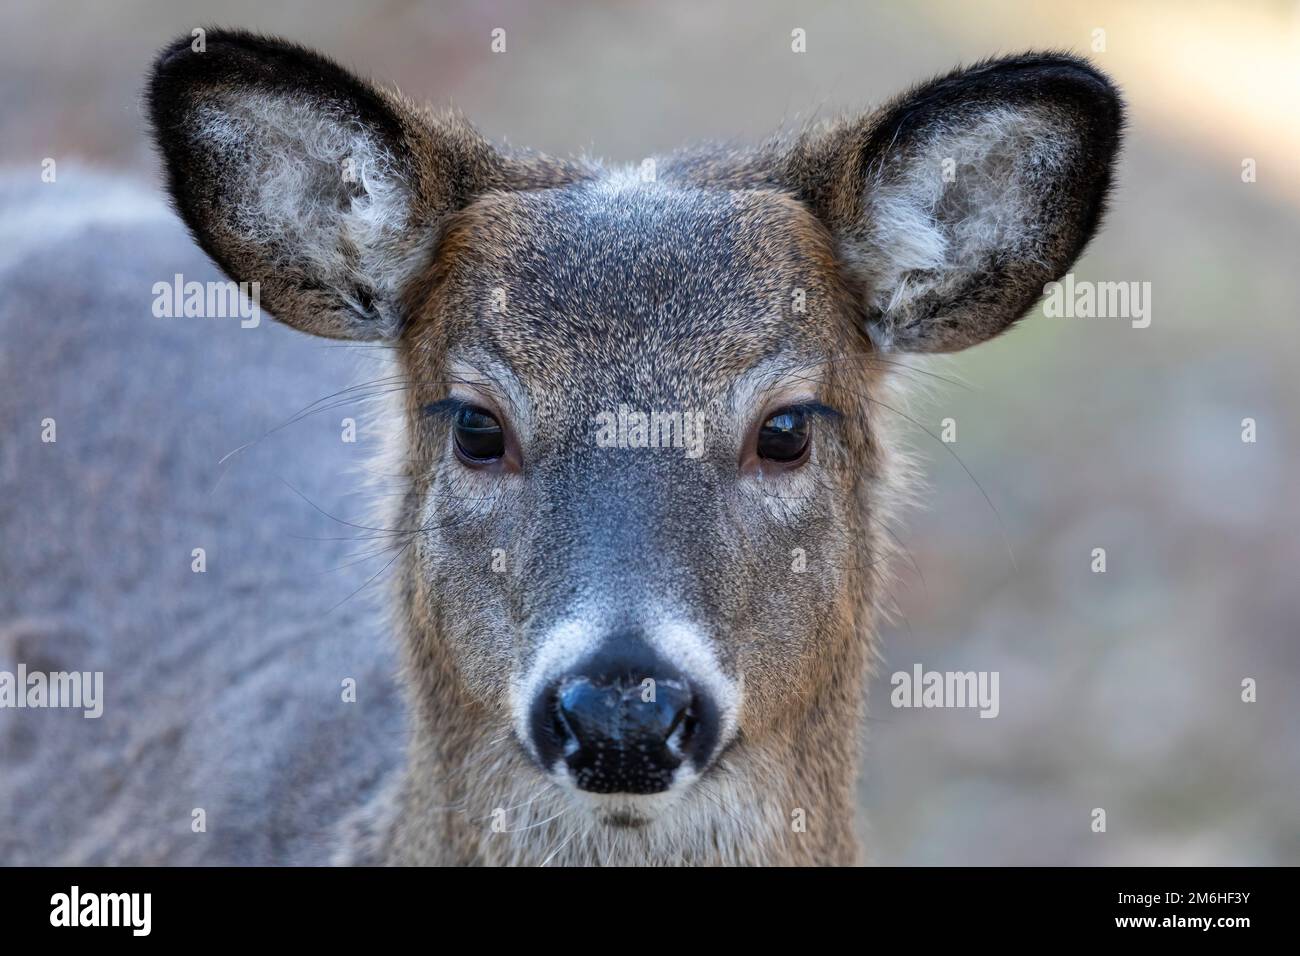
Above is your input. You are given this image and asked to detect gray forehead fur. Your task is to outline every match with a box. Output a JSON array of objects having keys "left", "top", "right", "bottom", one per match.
[{"left": 421, "top": 176, "right": 855, "bottom": 419}]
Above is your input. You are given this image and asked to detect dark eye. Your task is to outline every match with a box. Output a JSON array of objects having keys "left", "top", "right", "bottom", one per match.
[
  {"left": 757, "top": 407, "right": 811, "bottom": 463},
  {"left": 453, "top": 405, "right": 505, "bottom": 463}
]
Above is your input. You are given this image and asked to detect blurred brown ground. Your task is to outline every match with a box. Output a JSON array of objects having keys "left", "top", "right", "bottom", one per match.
[{"left": 2, "top": 0, "right": 1296, "bottom": 863}]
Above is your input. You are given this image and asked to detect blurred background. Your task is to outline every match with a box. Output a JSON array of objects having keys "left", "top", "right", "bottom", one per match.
[{"left": 1, "top": 0, "right": 1296, "bottom": 864}]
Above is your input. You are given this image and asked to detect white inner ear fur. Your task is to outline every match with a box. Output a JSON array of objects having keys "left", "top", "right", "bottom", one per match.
[
  {"left": 859, "top": 106, "right": 1070, "bottom": 316},
  {"left": 191, "top": 93, "right": 425, "bottom": 327}
]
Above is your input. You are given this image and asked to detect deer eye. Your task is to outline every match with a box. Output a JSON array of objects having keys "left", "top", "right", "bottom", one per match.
[
  {"left": 757, "top": 407, "right": 811, "bottom": 463},
  {"left": 453, "top": 405, "right": 505, "bottom": 463}
]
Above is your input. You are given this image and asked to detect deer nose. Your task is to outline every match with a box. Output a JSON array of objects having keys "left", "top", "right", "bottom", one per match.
[
  {"left": 531, "top": 644, "right": 719, "bottom": 794},
  {"left": 554, "top": 676, "right": 694, "bottom": 793}
]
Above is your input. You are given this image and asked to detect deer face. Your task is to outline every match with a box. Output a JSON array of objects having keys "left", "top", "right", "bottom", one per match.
[
  {"left": 149, "top": 32, "right": 1120, "bottom": 826},
  {"left": 401, "top": 184, "right": 869, "bottom": 812}
]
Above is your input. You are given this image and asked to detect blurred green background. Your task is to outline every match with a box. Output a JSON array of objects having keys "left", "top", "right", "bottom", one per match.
[{"left": 2, "top": 0, "right": 1296, "bottom": 863}]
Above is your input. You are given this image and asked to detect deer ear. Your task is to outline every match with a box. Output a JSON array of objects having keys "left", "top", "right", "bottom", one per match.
[
  {"left": 790, "top": 53, "right": 1123, "bottom": 353},
  {"left": 147, "top": 30, "right": 502, "bottom": 340}
]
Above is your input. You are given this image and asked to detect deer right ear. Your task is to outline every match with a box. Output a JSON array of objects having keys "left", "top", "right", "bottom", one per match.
[
  {"left": 790, "top": 53, "right": 1123, "bottom": 354},
  {"left": 147, "top": 30, "right": 502, "bottom": 340}
]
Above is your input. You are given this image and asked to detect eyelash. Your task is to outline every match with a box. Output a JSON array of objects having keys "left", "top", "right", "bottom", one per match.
[
  {"left": 775, "top": 401, "right": 842, "bottom": 424},
  {"left": 422, "top": 397, "right": 475, "bottom": 422}
]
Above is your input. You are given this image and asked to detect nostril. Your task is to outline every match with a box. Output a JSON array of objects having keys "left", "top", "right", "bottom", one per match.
[
  {"left": 556, "top": 678, "right": 623, "bottom": 747},
  {"left": 663, "top": 696, "right": 699, "bottom": 758},
  {"left": 549, "top": 691, "right": 579, "bottom": 758}
]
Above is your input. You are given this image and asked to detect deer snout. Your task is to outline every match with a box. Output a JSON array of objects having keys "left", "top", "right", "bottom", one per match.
[{"left": 529, "top": 644, "right": 720, "bottom": 795}]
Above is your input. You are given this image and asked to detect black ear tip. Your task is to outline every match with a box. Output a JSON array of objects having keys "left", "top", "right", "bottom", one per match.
[
  {"left": 999, "top": 51, "right": 1123, "bottom": 112},
  {"left": 1039, "top": 53, "right": 1122, "bottom": 100},
  {"left": 978, "top": 51, "right": 1118, "bottom": 91},
  {"left": 147, "top": 28, "right": 243, "bottom": 116},
  {"left": 150, "top": 35, "right": 193, "bottom": 76},
  {"left": 864, "top": 50, "right": 1125, "bottom": 170},
  {"left": 150, "top": 27, "right": 245, "bottom": 78},
  {"left": 949, "top": 51, "right": 1125, "bottom": 150},
  {"left": 145, "top": 28, "right": 398, "bottom": 141},
  {"left": 148, "top": 28, "right": 332, "bottom": 93}
]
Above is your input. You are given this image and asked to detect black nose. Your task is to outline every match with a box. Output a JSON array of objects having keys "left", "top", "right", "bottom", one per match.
[{"left": 530, "top": 643, "right": 719, "bottom": 794}]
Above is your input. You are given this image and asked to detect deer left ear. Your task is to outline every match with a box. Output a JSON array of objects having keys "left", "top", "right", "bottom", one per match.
[
  {"left": 789, "top": 53, "right": 1124, "bottom": 353},
  {"left": 147, "top": 30, "right": 503, "bottom": 341}
]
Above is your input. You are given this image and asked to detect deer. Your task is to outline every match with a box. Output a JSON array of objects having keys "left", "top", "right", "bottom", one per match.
[{"left": 0, "top": 30, "right": 1121, "bottom": 866}]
